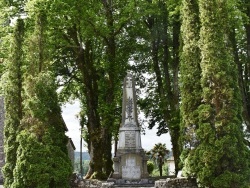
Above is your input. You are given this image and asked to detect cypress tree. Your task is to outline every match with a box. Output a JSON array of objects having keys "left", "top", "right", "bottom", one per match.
[
  {"left": 179, "top": 0, "right": 202, "bottom": 175},
  {"left": 13, "top": 72, "right": 72, "bottom": 188},
  {"left": 2, "top": 19, "right": 24, "bottom": 187},
  {"left": 11, "top": 8, "right": 72, "bottom": 187},
  {"left": 193, "top": 0, "right": 250, "bottom": 187}
]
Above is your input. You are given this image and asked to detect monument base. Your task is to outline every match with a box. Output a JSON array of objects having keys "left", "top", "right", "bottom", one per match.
[
  {"left": 110, "top": 148, "right": 149, "bottom": 181},
  {"left": 107, "top": 178, "right": 155, "bottom": 187}
]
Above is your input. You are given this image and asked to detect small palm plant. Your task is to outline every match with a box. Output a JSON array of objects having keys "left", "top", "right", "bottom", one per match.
[{"left": 149, "top": 143, "right": 170, "bottom": 176}]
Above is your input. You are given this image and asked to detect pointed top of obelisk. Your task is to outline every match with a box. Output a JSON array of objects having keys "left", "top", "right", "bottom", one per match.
[{"left": 121, "top": 73, "right": 139, "bottom": 127}]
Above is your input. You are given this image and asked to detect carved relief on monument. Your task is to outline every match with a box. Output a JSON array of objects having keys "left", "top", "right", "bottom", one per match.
[
  {"left": 123, "top": 73, "right": 138, "bottom": 126},
  {"left": 126, "top": 97, "right": 133, "bottom": 121}
]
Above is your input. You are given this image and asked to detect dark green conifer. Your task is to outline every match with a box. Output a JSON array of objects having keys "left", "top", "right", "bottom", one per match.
[
  {"left": 2, "top": 19, "right": 24, "bottom": 187},
  {"left": 13, "top": 73, "right": 72, "bottom": 188},
  {"left": 193, "top": 0, "right": 250, "bottom": 187},
  {"left": 179, "top": 0, "right": 202, "bottom": 175},
  {"left": 11, "top": 8, "right": 72, "bottom": 187}
]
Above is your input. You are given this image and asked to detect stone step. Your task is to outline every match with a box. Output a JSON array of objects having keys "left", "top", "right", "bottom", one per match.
[
  {"left": 115, "top": 187, "right": 154, "bottom": 188},
  {"left": 114, "top": 184, "right": 154, "bottom": 188}
]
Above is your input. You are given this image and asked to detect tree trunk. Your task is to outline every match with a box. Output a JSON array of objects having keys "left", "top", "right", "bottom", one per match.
[
  {"left": 102, "top": 40, "right": 116, "bottom": 177},
  {"left": 145, "top": 1, "right": 181, "bottom": 175},
  {"left": 101, "top": 1, "right": 118, "bottom": 177},
  {"left": 230, "top": 28, "right": 250, "bottom": 131},
  {"left": 171, "top": 15, "right": 181, "bottom": 175},
  {"left": 103, "top": 128, "right": 113, "bottom": 177},
  {"left": 244, "top": 5, "right": 250, "bottom": 131},
  {"left": 75, "top": 41, "right": 104, "bottom": 179}
]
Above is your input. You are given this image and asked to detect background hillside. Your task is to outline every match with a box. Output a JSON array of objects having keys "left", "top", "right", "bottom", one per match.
[{"left": 74, "top": 152, "right": 90, "bottom": 161}]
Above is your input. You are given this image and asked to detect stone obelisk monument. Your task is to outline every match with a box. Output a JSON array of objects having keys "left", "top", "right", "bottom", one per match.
[{"left": 110, "top": 73, "right": 148, "bottom": 182}]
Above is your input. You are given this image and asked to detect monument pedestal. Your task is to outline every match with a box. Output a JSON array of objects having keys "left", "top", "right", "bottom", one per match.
[
  {"left": 109, "top": 73, "right": 149, "bottom": 184},
  {"left": 111, "top": 150, "right": 149, "bottom": 180}
]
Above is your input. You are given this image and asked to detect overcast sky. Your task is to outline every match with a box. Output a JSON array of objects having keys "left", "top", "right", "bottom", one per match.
[{"left": 62, "top": 101, "right": 172, "bottom": 152}]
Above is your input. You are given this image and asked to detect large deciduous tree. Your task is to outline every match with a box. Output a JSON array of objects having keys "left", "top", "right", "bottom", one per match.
[
  {"left": 48, "top": 0, "right": 136, "bottom": 179},
  {"left": 138, "top": 0, "right": 181, "bottom": 174}
]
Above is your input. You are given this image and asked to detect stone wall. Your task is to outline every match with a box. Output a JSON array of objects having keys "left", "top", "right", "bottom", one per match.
[
  {"left": 0, "top": 97, "right": 5, "bottom": 183},
  {"left": 73, "top": 178, "right": 198, "bottom": 188},
  {"left": 155, "top": 178, "right": 198, "bottom": 188},
  {"left": 67, "top": 138, "right": 75, "bottom": 168}
]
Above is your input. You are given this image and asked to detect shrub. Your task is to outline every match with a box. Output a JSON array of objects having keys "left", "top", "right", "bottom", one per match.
[{"left": 147, "top": 161, "right": 154, "bottom": 175}]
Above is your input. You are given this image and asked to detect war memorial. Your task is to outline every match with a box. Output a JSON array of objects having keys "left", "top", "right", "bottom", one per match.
[
  {"left": 108, "top": 73, "right": 150, "bottom": 185},
  {"left": 101, "top": 73, "right": 197, "bottom": 188}
]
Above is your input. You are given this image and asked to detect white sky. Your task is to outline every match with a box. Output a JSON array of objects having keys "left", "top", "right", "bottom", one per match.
[{"left": 62, "top": 101, "right": 172, "bottom": 152}]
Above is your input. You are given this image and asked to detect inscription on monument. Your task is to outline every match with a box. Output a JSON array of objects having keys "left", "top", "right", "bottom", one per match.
[
  {"left": 125, "top": 131, "right": 136, "bottom": 148},
  {"left": 122, "top": 157, "right": 141, "bottom": 179}
]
